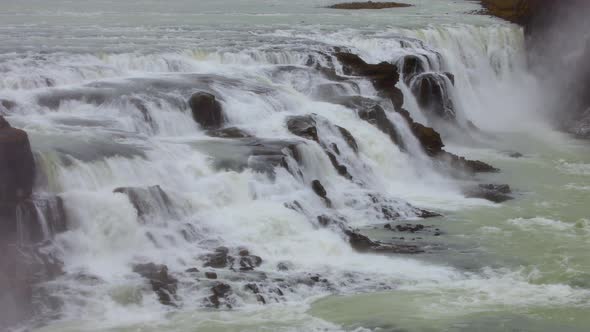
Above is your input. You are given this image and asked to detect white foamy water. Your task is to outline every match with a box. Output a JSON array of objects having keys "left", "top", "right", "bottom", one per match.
[{"left": 2, "top": 1, "right": 590, "bottom": 331}]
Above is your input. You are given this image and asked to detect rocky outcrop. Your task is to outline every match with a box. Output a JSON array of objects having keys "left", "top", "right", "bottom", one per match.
[
  {"left": 0, "top": 116, "right": 36, "bottom": 240},
  {"left": 188, "top": 92, "right": 225, "bottom": 129},
  {"left": 328, "top": 2, "right": 412, "bottom": 10}
]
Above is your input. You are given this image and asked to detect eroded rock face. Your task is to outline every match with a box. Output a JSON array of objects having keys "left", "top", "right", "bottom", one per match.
[{"left": 188, "top": 92, "right": 224, "bottom": 129}]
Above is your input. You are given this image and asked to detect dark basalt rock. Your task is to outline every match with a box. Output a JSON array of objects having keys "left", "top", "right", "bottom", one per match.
[
  {"left": 188, "top": 92, "right": 224, "bottom": 129},
  {"left": 205, "top": 272, "right": 218, "bottom": 279},
  {"left": 133, "top": 263, "right": 178, "bottom": 306},
  {"left": 465, "top": 184, "right": 513, "bottom": 203},
  {"left": 410, "top": 73, "right": 456, "bottom": 121},
  {"left": 206, "top": 127, "right": 252, "bottom": 138},
  {"left": 334, "top": 52, "right": 404, "bottom": 109},
  {"left": 185, "top": 267, "right": 199, "bottom": 273}
]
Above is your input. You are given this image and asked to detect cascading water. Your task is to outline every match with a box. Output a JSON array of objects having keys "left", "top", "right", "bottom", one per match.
[{"left": 1, "top": 1, "right": 589, "bottom": 331}]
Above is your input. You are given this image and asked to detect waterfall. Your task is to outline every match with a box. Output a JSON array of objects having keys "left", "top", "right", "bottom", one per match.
[{"left": 0, "top": 22, "right": 543, "bottom": 329}]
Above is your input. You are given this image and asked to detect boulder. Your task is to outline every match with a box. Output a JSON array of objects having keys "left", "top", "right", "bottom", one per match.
[
  {"left": 188, "top": 92, "right": 224, "bottom": 129},
  {"left": 132, "top": 263, "right": 178, "bottom": 306},
  {"left": 344, "top": 229, "right": 424, "bottom": 254}
]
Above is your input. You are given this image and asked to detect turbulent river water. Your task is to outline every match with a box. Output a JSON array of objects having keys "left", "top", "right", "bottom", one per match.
[{"left": 1, "top": 0, "right": 589, "bottom": 331}]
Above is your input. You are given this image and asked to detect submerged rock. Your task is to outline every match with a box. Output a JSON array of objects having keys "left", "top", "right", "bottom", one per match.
[
  {"left": 311, "top": 180, "right": 332, "bottom": 208},
  {"left": 345, "top": 229, "right": 424, "bottom": 254},
  {"left": 188, "top": 92, "right": 225, "bottom": 129},
  {"left": 286, "top": 115, "right": 319, "bottom": 142}
]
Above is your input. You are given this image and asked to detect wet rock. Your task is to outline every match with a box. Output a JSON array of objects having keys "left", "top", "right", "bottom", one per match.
[
  {"left": 193, "top": 138, "right": 302, "bottom": 177},
  {"left": 438, "top": 152, "right": 499, "bottom": 174},
  {"left": 345, "top": 229, "right": 424, "bottom": 254},
  {"left": 286, "top": 115, "right": 319, "bottom": 142},
  {"left": 337, "top": 126, "right": 359, "bottom": 153},
  {"left": 206, "top": 127, "right": 252, "bottom": 138},
  {"left": 410, "top": 73, "right": 456, "bottom": 120},
  {"left": 326, "top": 151, "right": 353, "bottom": 180},
  {"left": 188, "top": 92, "right": 224, "bottom": 129},
  {"left": 311, "top": 180, "right": 332, "bottom": 207},
  {"left": 357, "top": 104, "right": 405, "bottom": 148},
  {"left": 132, "top": 263, "right": 178, "bottom": 306},
  {"left": 443, "top": 72, "right": 455, "bottom": 86},
  {"left": 114, "top": 185, "right": 174, "bottom": 222},
  {"left": 0, "top": 116, "right": 36, "bottom": 241},
  {"left": 205, "top": 272, "right": 218, "bottom": 279},
  {"left": 399, "top": 55, "right": 427, "bottom": 84},
  {"left": 239, "top": 254, "right": 263, "bottom": 271},
  {"left": 203, "top": 247, "right": 233, "bottom": 269},
  {"left": 208, "top": 282, "right": 232, "bottom": 309},
  {"left": 465, "top": 184, "right": 513, "bottom": 203},
  {"left": 334, "top": 52, "right": 404, "bottom": 109},
  {"left": 185, "top": 267, "right": 199, "bottom": 273}
]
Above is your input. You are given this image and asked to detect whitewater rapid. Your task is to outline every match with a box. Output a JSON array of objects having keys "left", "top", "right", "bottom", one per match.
[{"left": 1, "top": 1, "right": 589, "bottom": 330}]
